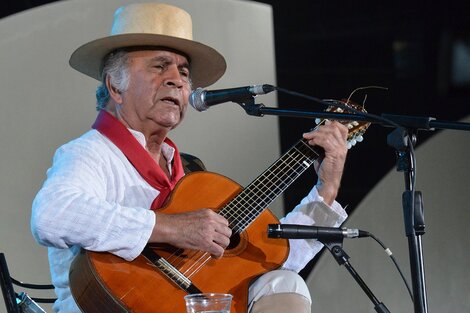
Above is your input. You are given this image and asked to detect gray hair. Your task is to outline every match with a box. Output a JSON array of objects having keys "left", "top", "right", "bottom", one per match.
[{"left": 95, "top": 50, "right": 130, "bottom": 111}]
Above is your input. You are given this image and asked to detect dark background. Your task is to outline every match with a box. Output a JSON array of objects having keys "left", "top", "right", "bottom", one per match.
[{"left": 2, "top": 0, "right": 469, "bottom": 277}]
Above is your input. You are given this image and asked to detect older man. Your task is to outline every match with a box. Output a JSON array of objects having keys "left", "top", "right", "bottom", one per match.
[{"left": 31, "top": 3, "right": 348, "bottom": 313}]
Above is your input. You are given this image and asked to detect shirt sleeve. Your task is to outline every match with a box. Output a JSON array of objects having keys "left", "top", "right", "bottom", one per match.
[
  {"left": 280, "top": 186, "right": 348, "bottom": 272},
  {"left": 31, "top": 137, "right": 155, "bottom": 261}
]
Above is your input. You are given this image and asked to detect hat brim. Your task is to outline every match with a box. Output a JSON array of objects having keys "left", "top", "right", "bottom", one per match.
[{"left": 69, "top": 33, "right": 226, "bottom": 88}]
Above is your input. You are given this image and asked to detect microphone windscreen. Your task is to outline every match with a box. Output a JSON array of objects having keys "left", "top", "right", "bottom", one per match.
[{"left": 189, "top": 88, "right": 207, "bottom": 112}]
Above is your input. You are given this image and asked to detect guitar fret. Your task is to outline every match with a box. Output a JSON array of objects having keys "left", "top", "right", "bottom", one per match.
[
  {"left": 236, "top": 169, "right": 308, "bottom": 230},
  {"left": 234, "top": 157, "right": 309, "bottom": 216},
  {"left": 298, "top": 139, "right": 317, "bottom": 151},
  {"left": 220, "top": 138, "right": 321, "bottom": 232}
]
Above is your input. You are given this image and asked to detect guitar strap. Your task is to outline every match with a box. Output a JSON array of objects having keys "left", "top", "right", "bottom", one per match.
[
  {"left": 92, "top": 110, "right": 185, "bottom": 210},
  {"left": 180, "top": 152, "right": 206, "bottom": 174}
]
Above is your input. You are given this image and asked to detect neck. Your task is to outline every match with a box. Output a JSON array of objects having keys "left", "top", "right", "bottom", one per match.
[{"left": 146, "top": 134, "right": 166, "bottom": 156}]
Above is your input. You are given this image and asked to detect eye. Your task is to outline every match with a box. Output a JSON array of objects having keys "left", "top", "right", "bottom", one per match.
[{"left": 180, "top": 68, "right": 190, "bottom": 81}]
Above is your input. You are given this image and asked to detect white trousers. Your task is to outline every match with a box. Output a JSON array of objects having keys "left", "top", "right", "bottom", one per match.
[{"left": 248, "top": 270, "right": 312, "bottom": 313}]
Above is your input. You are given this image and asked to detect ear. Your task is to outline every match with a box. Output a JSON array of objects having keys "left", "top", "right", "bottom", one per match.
[{"left": 105, "top": 74, "right": 123, "bottom": 104}]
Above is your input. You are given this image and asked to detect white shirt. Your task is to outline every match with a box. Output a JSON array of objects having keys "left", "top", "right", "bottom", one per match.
[{"left": 31, "top": 129, "right": 347, "bottom": 312}]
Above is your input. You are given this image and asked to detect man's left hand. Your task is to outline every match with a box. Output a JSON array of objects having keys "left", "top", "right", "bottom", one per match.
[{"left": 302, "top": 120, "right": 349, "bottom": 205}]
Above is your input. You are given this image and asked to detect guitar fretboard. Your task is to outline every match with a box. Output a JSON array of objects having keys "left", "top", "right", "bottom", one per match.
[{"left": 219, "top": 138, "right": 322, "bottom": 234}]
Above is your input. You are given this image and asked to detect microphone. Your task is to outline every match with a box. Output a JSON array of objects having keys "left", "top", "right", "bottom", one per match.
[
  {"left": 267, "top": 224, "right": 369, "bottom": 240},
  {"left": 189, "top": 84, "right": 276, "bottom": 111}
]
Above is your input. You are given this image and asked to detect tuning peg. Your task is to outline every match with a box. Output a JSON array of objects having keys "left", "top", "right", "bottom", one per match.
[
  {"left": 356, "top": 135, "right": 363, "bottom": 142},
  {"left": 315, "top": 118, "right": 321, "bottom": 125}
]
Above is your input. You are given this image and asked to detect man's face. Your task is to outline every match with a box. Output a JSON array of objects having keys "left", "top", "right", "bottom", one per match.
[{"left": 117, "top": 49, "right": 192, "bottom": 133}]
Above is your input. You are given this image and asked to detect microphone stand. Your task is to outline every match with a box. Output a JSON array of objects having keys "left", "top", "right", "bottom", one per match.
[
  {"left": 237, "top": 99, "right": 470, "bottom": 313},
  {"left": 387, "top": 127, "right": 427, "bottom": 313},
  {"left": 241, "top": 101, "right": 470, "bottom": 131},
  {"left": 322, "top": 239, "right": 391, "bottom": 313},
  {"left": 0, "top": 253, "right": 20, "bottom": 313}
]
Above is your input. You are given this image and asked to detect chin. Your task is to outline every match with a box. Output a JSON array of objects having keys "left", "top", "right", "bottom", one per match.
[
  {"left": 170, "top": 115, "right": 185, "bottom": 129},
  {"left": 158, "top": 113, "right": 183, "bottom": 130},
  {"left": 170, "top": 121, "right": 182, "bottom": 130}
]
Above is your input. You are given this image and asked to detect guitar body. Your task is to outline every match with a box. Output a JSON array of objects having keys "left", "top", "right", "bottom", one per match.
[{"left": 70, "top": 171, "right": 289, "bottom": 313}]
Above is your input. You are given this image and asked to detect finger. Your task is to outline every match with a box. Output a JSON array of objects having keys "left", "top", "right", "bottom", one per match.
[
  {"left": 212, "top": 231, "right": 231, "bottom": 249},
  {"left": 203, "top": 209, "right": 230, "bottom": 226},
  {"left": 215, "top": 224, "right": 232, "bottom": 239},
  {"left": 330, "top": 121, "right": 349, "bottom": 141},
  {"left": 305, "top": 122, "right": 348, "bottom": 149},
  {"left": 210, "top": 245, "right": 225, "bottom": 259}
]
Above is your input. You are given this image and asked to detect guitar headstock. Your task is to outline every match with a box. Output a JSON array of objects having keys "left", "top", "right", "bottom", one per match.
[{"left": 315, "top": 99, "right": 371, "bottom": 149}]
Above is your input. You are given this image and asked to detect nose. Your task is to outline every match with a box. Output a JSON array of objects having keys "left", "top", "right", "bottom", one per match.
[{"left": 163, "top": 65, "right": 185, "bottom": 89}]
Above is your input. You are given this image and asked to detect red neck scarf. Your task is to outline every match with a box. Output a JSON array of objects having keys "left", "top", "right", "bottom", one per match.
[{"left": 92, "top": 110, "right": 184, "bottom": 209}]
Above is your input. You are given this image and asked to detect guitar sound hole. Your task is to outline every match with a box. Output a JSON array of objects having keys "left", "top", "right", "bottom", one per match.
[{"left": 227, "top": 233, "right": 241, "bottom": 250}]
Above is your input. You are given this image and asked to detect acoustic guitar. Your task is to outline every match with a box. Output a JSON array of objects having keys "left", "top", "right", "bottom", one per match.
[{"left": 69, "top": 100, "right": 369, "bottom": 313}]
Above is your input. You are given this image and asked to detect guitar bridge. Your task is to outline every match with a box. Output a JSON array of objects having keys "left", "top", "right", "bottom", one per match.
[{"left": 142, "top": 247, "right": 202, "bottom": 294}]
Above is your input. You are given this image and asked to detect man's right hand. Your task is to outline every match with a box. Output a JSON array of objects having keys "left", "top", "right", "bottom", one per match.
[{"left": 150, "top": 209, "right": 232, "bottom": 259}]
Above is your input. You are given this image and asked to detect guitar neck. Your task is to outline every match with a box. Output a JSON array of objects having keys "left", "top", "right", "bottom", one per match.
[{"left": 220, "top": 138, "right": 322, "bottom": 234}]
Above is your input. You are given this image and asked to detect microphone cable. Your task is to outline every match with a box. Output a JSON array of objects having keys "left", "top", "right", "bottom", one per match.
[
  {"left": 361, "top": 230, "right": 414, "bottom": 303},
  {"left": 273, "top": 85, "right": 400, "bottom": 129}
]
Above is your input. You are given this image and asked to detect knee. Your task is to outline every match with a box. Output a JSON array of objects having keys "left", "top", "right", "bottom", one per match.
[
  {"left": 249, "top": 269, "right": 311, "bottom": 303},
  {"left": 267, "top": 270, "right": 310, "bottom": 296}
]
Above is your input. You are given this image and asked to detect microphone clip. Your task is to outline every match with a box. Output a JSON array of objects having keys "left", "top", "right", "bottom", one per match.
[
  {"left": 239, "top": 101, "right": 265, "bottom": 117},
  {"left": 323, "top": 241, "right": 348, "bottom": 266}
]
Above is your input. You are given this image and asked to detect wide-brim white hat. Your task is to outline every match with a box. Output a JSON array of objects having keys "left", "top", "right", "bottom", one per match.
[{"left": 69, "top": 3, "right": 226, "bottom": 88}]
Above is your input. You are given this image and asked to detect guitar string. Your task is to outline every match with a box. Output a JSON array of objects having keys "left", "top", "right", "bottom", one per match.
[
  {"left": 157, "top": 245, "right": 207, "bottom": 278},
  {"left": 162, "top": 238, "right": 220, "bottom": 277},
  {"left": 162, "top": 122, "right": 332, "bottom": 269},
  {"left": 161, "top": 248, "right": 187, "bottom": 269},
  {"left": 227, "top": 141, "right": 318, "bottom": 233},
  {"left": 237, "top": 151, "right": 314, "bottom": 231},
  {"left": 220, "top": 117, "right": 323, "bottom": 225},
  {"left": 186, "top": 252, "right": 215, "bottom": 278},
  {"left": 229, "top": 150, "right": 307, "bottom": 231},
  {"left": 223, "top": 141, "right": 310, "bottom": 223},
  {"left": 219, "top": 144, "right": 312, "bottom": 237},
  {"left": 184, "top": 142, "right": 321, "bottom": 277},
  {"left": 181, "top": 141, "right": 348, "bottom": 278},
  {"left": 157, "top": 125, "right": 328, "bottom": 280},
  {"left": 161, "top": 142, "right": 319, "bottom": 278},
  {"left": 240, "top": 149, "right": 314, "bottom": 228},
  {"left": 182, "top": 145, "right": 317, "bottom": 278},
  {"left": 182, "top": 251, "right": 211, "bottom": 278}
]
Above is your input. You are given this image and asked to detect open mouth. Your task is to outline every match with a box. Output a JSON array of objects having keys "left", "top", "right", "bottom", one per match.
[{"left": 161, "top": 96, "right": 180, "bottom": 106}]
